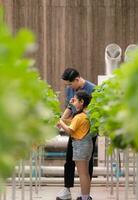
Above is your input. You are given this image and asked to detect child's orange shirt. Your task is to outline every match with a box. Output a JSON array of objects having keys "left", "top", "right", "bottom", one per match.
[{"left": 69, "top": 112, "right": 90, "bottom": 140}]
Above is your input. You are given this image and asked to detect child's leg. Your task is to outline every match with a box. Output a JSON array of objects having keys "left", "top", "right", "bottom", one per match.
[{"left": 75, "top": 160, "right": 90, "bottom": 195}]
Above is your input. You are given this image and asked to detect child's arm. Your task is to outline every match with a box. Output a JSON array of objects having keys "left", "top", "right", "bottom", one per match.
[{"left": 59, "top": 119, "right": 73, "bottom": 135}]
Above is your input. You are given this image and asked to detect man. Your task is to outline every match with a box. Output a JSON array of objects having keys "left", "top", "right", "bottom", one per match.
[{"left": 56, "top": 68, "right": 97, "bottom": 200}]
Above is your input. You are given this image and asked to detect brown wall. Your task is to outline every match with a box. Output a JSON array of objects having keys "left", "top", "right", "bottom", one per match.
[{"left": 3, "top": 0, "right": 138, "bottom": 103}]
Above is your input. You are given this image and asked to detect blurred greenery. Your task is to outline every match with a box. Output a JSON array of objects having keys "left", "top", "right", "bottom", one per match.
[
  {"left": 0, "top": 8, "right": 60, "bottom": 181},
  {"left": 88, "top": 50, "right": 138, "bottom": 152}
]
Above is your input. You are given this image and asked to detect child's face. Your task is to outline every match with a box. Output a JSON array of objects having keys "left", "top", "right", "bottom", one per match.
[{"left": 72, "top": 96, "right": 83, "bottom": 110}]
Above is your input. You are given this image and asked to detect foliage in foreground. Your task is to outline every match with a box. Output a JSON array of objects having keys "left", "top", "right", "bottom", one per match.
[
  {"left": 0, "top": 9, "right": 60, "bottom": 180},
  {"left": 88, "top": 51, "right": 138, "bottom": 152}
]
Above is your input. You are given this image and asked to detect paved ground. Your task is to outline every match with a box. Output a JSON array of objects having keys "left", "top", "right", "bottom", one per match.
[{"left": 3, "top": 185, "right": 136, "bottom": 200}]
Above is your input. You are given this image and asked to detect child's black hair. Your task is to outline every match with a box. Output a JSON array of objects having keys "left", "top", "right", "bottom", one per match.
[
  {"left": 73, "top": 90, "right": 92, "bottom": 116},
  {"left": 61, "top": 68, "right": 80, "bottom": 82},
  {"left": 76, "top": 90, "right": 92, "bottom": 108}
]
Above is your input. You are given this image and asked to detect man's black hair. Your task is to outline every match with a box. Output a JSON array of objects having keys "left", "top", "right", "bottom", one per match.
[{"left": 61, "top": 68, "right": 80, "bottom": 82}]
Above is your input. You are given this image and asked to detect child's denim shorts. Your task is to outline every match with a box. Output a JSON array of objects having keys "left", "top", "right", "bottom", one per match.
[{"left": 72, "top": 133, "right": 93, "bottom": 161}]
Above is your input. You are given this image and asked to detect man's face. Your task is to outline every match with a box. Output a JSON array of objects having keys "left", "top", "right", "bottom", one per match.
[{"left": 64, "top": 78, "right": 80, "bottom": 90}]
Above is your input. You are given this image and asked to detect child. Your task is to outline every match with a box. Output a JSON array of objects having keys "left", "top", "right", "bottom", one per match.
[{"left": 57, "top": 90, "right": 93, "bottom": 200}]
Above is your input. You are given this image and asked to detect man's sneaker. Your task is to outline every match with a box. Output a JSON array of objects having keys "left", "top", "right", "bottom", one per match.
[
  {"left": 76, "top": 196, "right": 92, "bottom": 200},
  {"left": 56, "top": 188, "right": 72, "bottom": 200}
]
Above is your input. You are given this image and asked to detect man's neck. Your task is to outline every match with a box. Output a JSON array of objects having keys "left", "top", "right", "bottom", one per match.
[{"left": 79, "top": 77, "right": 86, "bottom": 89}]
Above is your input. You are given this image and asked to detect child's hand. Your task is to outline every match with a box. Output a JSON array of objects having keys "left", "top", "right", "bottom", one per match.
[
  {"left": 70, "top": 98, "right": 75, "bottom": 104},
  {"left": 59, "top": 118, "right": 63, "bottom": 124},
  {"left": 56, "top": 121, "right": 61, "bottom": 129}
]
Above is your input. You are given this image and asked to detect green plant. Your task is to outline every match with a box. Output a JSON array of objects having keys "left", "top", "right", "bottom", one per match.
[
  {"left": 0, "top": 9, "right": 60, "bottom": 181},
  {"left": 88, "top": 51, "right": 138, "bottom": 152},
  {"left": 117, "top": 51, "right": 138, "bottom": 151}
]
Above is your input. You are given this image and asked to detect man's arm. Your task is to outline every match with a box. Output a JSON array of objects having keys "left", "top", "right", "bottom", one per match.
[{"left": 61, "top": 97, "right": 76, "bottom": 120}]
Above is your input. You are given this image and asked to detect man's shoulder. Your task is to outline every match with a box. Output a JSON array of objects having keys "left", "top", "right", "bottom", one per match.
[
  {"left": 84, "top": 80, "right": 96, "bottom": 93},
  {"left": 85, "top": 80, "right": 96, "bottom": 87}
]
